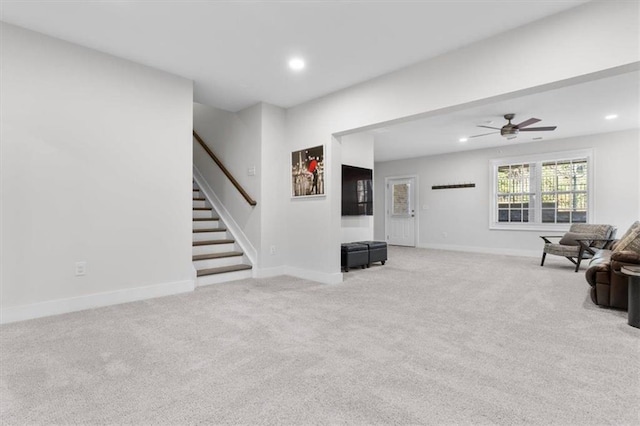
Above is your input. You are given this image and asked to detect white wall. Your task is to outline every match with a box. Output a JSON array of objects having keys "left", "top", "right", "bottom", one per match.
[
  {"left": 4, "top": 1, "right": 637, "bottom": 306},
  {"left": 340, "top": 133, "right": 374, "bottom": 243},
  {"left": 373, "top": 130, "right": 639, "bottom": 256},
  {"left": 281, "top": 1, "right": 639, "bottom": 282},
  {"left": 0, "top": 23, "right": 194, "bottom": 323},
  {"left": 259, "top": 103, "right": 287, "bottom": 272},
  {"left": 193, "top": 102, "right": 262, "bottom": 255}
]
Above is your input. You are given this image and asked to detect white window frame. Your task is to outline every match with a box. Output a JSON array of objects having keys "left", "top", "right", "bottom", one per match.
[{"left": 490, "top": 149, "right": 594, "bottom": 231}]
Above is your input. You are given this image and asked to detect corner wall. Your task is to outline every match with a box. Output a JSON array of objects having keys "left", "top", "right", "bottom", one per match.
[
  {"left": 259, "top": 103, "right": 288, "bottom": 272},
  {"left": 1, "top": 23, "right": 194, "bottom": 323},
  {"left": 374, "top": 130, "right": 640, "bottom": 256}
]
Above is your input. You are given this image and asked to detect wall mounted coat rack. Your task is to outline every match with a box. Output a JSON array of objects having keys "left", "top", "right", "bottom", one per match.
[{"left": 431, "top": 183, "right": 476, "bottom": 190}]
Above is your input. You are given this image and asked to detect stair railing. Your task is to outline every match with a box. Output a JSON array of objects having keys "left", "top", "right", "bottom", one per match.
[{"left": 193, "top": 130, "right": 257, "bottom": 206}]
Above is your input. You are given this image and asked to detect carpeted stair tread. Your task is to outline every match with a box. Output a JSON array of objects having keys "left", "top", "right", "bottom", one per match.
[
  {"left": 193, "top": 228, "right": 227, "bottom": 233},
  {"left": 193, "top": 197, "right": 206, "bottom": 201},
  {"left": 193, "top": 239, "right": 235, "bottom": 246},
  {"left": 193, "top": 217, "right": 220, "bottom": 221},
  {"left": 193, "top": 251, "right": 243, "bottom": 261},
  {"left": 193, "top": 207, "right": 213, "bottom": 211},
  {"left": 197, "top": 264, "right": 252, "bottom": 276}
]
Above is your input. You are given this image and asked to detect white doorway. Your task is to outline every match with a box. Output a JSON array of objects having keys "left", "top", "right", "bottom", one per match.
[{"left": 385, "top": 176, "right": 417, "bottom": 247}]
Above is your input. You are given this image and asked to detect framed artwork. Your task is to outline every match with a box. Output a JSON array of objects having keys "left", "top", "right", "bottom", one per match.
[{"left": 291, "top": 145, "right": 325, "bottom": 198}]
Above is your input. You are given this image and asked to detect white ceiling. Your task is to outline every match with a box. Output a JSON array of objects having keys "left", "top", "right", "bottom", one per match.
[
  {"left": 371, "top": 70, "right": 640, "bottom": 162},
  {"left": 0, "top": 0, "right": 588, "bottom": 112},
  {"left": 4, "top": 1, "right": 635, "bottom": 163}
]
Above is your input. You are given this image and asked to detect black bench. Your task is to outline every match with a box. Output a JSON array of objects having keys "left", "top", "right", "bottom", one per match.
[
  {"left": 356, "top": 241, "right": 388, "bottom": 267},
  {"left": 341, "top": 243, "right": 369, "bottom": 272}
]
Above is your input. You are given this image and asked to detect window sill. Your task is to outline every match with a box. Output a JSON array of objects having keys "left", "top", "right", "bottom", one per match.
[{"left": 489, "top": 223, "right": 574, "bottom": 232}]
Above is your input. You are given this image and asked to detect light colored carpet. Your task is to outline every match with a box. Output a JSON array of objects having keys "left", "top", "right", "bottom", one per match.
[{"left": 1, "top": 247, "right": 639, "bottom": 425}]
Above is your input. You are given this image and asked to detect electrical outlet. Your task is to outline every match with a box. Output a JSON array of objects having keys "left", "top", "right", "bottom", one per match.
[
  {"left": 270, "top": 245, "right": 276, "bottom": 255},
  {"left": 441, "top": 232, "right": 448, "bottom": 239},
  {"left": 75, "top": 261, "right": 87, "bottom": 276},
  {"left": 248, "top": 166, "right": 256, "bottom": 176}
]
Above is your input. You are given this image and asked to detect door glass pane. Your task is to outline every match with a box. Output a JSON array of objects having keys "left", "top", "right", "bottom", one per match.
[{"left": 392, "top": 183, "right": 409, "bottom": 215}]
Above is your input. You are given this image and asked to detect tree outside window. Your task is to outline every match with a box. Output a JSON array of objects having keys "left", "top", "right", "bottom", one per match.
[{"left": 492, "top": 150, "right": 591, "bottom": 229}]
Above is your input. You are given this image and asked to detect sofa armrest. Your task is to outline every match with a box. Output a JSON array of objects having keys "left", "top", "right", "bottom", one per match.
[
  {"left": 611, "top": 250, "right": 640, "bottom": 263},
  {"left": 611, "top": 250, "right": 640, "bottom": 274}
]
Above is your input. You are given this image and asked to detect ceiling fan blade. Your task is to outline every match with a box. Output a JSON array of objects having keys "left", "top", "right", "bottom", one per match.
[
  {"left": 468, "top": 131, "right": 499, "bottom": 139},
  {"left": 519, "top": 126, "right": 557, "bottom": 132},
  {"left": 515, "top": 118, "right": 541, "bottom": 128},
  {"left": 476, "top": 125, "right": 501, "bottom": 130}
]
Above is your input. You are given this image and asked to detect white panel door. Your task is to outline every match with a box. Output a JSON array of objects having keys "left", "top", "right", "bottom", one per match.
[{"left": 386, "top": 177, "right": 416, "bottom": 246}]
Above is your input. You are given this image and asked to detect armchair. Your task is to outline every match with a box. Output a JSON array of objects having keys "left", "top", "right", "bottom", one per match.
[{"left": 540, "top": 224, "right": 616, "bottom": 272}]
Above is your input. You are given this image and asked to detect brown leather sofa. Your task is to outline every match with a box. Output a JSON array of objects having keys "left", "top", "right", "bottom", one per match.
[{"left": 585, "top": 221, "right": 640, "bottom": 310}]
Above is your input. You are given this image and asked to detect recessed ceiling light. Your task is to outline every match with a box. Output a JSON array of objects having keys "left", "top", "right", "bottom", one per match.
[
  {"left": 288, "top": 58, "right": 305, "bottom": 71},
  {"left": 605, "top": 114, "right": 618, "bottom": 120},
  {"left": 459, "top": 138, "right": 468, "bottom": 143}
]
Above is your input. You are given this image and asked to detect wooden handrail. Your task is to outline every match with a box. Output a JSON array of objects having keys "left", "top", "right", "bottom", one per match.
[{"left": 193, "top": 130, "right": 257, "bottom": 206}]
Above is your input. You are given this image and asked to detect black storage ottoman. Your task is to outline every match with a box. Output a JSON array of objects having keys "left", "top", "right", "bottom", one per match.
[
  {"left": 356, "top": 241, "right": 388, "bottom": 267},
  {"left": 341, "top": 243, "right": 369, "bottom": 272}
]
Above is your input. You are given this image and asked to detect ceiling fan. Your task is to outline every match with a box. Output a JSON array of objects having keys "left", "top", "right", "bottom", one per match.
[{"left": 469, "top": 113, "right": 557, "bottom": 140}]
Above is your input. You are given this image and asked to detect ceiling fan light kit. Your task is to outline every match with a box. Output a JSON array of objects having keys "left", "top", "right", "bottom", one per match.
[{"left": 468, "top": 113, "right": 557, "bottom": 140}]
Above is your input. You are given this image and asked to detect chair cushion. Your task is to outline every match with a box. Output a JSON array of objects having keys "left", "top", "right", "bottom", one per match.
[
  {"left": 613, "top": 223, "right": 640, "bottom": 255},
  {"left": 544, "top": 243, "right": 580, "bottom": 257},
  {"left": 568, "top": 224, "right": 615, "bottom": 248},
  {"left": 558, "top": 232, "right": 600, "bottom": 246}
]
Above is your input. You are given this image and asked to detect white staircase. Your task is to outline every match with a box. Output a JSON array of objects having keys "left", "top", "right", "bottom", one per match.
[{"left": 192, "top": 181, "right": 252, "bottom": 285}]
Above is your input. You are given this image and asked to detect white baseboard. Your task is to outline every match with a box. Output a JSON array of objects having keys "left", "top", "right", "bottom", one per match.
[
  {"left": 284, "top": 266, "right": 343, "bottom": 285},
  {"left": 416, "top": 243, "right": 540, "bottom": 258},
  {"left": 253, "top": 265, "right": 343, "bottom": 284},
  {"left": 1, "top": 279, "right": 195, "bottom": 325},
  {"left": 254, "top": 266, "right": 286, "bottom": 279}
]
